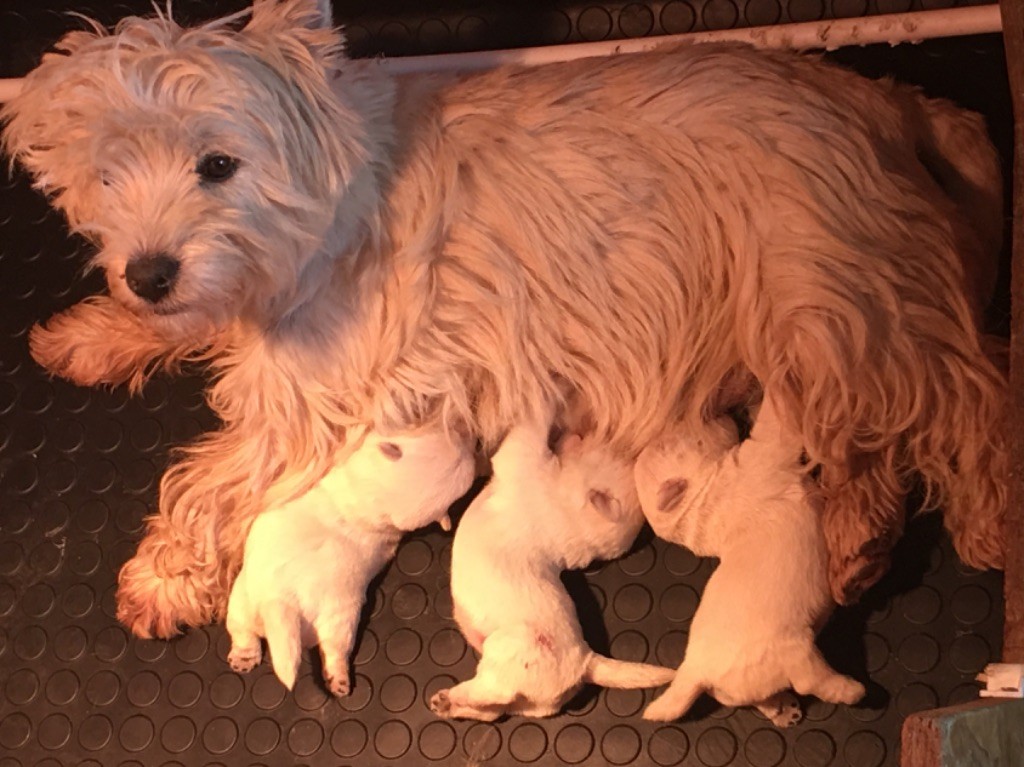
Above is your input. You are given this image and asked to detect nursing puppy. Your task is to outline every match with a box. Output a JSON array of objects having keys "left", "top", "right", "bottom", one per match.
[
  {"left": 636, "top": 399, "right": 865, "bottom": 723},
  {"left": 3, "top": 0, "right": 1006, "bottom": 638},
  {"left": 430, "top": 419, "right": 674, "bottom": 721},
  {"left": 227, "top": 428, "right": 474, "bottom": 693}
]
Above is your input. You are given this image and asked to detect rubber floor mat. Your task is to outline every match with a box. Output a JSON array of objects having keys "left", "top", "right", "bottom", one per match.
[{"left": 0, "top": 3, "right": 1012, "bottom": 765}]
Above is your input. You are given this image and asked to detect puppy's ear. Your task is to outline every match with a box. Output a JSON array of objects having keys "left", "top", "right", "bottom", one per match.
[
  {"left": 378, "top": 442, "right": 403, "bottom": 461},
  {"left": 588, "top": 489, "right": 623, "bottom": 521},
  {"left": 657, "top": 478, "right": 689, "bottom": 513}
]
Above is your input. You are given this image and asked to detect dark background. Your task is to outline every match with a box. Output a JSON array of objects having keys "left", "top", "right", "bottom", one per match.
[{"left": 0, "top": 2, "right": 1010, "bottom": 766}]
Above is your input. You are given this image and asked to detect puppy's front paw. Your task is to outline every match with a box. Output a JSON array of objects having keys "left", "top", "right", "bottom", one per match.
[
  {"left": 821, "top": 677, "right": 866, "bottom": 705},
  {"left": 228, "top": 644, "right": 263, "bottom": 674},
  {"left": 641, "top": 697, "right": 677, "bottom": 722},
  {"left": 429, "top": 689, "right": 452, "bottom": 717}
]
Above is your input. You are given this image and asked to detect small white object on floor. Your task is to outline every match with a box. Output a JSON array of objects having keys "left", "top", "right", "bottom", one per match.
[{"left": 977, "top": 664, "right": 1024, "bottom": 699}]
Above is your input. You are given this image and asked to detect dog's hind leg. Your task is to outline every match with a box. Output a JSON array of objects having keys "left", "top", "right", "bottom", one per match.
[
  {"left": 786, "top": 648, "right": 865, "bottom": 705},
  {"left": 642, "top": 666, "right": 704, "bottom": 722},
  {"left": 821, "top": 453, "right": 904, "bottom": 605}
]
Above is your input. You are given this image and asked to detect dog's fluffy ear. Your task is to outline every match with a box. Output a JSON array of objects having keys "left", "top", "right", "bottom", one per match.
[{"left": 245, "top": 0, "right": 344, "bottom": 60}]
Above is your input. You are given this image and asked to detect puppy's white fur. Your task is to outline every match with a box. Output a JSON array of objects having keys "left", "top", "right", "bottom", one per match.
[
  {"left": 226, "top": 427, "right": 474, "bottom": 692},
  {"left": 432, "top": 419, "right": 674, "bottom": 721},
  {"left": 2, "top": 0, "right": 1007, "bottom": 637},
  {"left": 636, "top": 399, "right": 865, "bottom": 723}
]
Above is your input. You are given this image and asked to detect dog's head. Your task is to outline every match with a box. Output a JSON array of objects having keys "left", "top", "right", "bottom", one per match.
[{"left": 3, "top": 0, "right": 390, "bottom": 335}]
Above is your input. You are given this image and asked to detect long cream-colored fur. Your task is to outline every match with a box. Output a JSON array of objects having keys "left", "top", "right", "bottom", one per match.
[{"left": 2, "top": 0, "right": 1006, "bottom": 636}]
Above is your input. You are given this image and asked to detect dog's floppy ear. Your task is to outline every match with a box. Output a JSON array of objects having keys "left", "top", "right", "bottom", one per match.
[
  {"left": 588, "top": 489, "right": 623, "bottom": 521},
  {"left": 656, "top": 478, "right": 689, "bottom": 513}
]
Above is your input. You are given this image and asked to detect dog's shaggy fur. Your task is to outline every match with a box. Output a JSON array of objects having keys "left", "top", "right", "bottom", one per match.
[
  {"left": 636, "top": 401, "right": 865, "bottom": 724},
  {"left": 434, "top": 418, "right": 675, "bottom": 720},
  {"left": 227, "top": 426, "right": 474, "bottom": 693},
  {"left": 2, "top": 0, "right": 1007, "bottom": 637}
]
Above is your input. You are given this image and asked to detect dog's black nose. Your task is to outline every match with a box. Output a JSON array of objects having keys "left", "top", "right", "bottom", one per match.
[{"left": 125, "top": 253, "right": 179, "bottom": 303}]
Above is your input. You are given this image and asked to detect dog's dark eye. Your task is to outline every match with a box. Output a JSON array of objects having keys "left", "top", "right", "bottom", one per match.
[{"left": 196, "top": 153, "right": 239, "bottom": 183}]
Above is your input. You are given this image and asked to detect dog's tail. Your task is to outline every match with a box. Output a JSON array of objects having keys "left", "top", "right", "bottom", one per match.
[
  {"left": 264, "top": 603, "right": 303, "bottom": 690},
  {"left": 583, "top": 653, "right": 677, "bottom": 689}
]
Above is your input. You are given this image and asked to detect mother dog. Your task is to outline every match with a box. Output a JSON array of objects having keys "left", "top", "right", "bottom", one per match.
[{"left": 3, "top": 0, "right": 1006, "bottom": 637}]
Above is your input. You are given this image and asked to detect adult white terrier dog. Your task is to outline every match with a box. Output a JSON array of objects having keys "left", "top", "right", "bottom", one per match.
[
  {"left": 433, "top": 417, "right": 674, "bottom": 720},
  {"left": 227, "top": 427, "right": 474, "bottom": 694},
  {"left": 2, "top": 0, "right": 1007, "bottom": 637},
  {"left": 636, "top": 399, "right": 865, "bottom": 724}
]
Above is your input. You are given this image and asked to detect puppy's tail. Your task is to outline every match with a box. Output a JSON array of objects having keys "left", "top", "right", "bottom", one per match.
[
  {"left": 643, "top": 667, "right": 704, "bottom": 722},
  {"left": 264, "top": 603, "right": 303, "bottom": 690},
  {"left": 583, "top": 653, "right": 676, "bottom": 689}
]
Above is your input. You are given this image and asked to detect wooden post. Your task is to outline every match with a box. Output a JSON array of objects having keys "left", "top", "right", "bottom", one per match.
[
  {"left": 901, "top": 700, "right": 1024, "bottom": 766},
  {"left": 1002, "top": 0, "right": 1024, "bottom": 666}
]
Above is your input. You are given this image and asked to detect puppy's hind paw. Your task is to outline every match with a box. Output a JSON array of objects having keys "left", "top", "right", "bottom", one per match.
[
  {"left": 228, "top": 645, "right": 262, "bottom": 674},
  {"left": 325, "top": 674, "right": 351, "bottom": 697},
  {"left": 760, "top": 692, "right": 802, "bottom": 728},
  {"left": 430, "top": 690, "right": 452, "bottom": 717}
]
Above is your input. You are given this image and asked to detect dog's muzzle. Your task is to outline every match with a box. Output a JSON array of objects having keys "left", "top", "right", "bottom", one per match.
[{"left": 125, "top": 252, "right": 180, "bottom": 303}]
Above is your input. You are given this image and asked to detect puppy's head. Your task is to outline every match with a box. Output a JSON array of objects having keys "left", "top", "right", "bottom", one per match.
[
  {"left": 635, "top": 416, "right": 739, "bottom": 526},
  {"left": 554, "top": 434, "right": 644, "bottom": 563},
  {"left": 346, "top": 428, "right": 475, "bottom": 531},
  {"left": 3, "top": 0, "right": 389, "bottom": 335}
]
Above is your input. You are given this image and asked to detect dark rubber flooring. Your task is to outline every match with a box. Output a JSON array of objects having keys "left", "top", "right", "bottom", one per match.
[{"left": 0, "top": 2, "right": 1012, "bottom": 765}]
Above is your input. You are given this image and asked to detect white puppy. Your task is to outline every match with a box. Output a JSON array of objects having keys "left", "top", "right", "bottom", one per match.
[
  {"left": 430, "top": 419, "right": 675, "bottom": 721},
  {"left": 226, "top": 428, "right": 475, "bottom": 693},
  {"left": 636, "top": 399, "right": 865, "bottom": 724}
]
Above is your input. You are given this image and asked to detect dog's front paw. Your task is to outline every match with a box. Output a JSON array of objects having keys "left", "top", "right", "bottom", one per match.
[
  {"left": 29, "top": 321, "right": 79, "bottom": 380},
  {"left": 429, "top": 689, "right": 452, "bottom": 717},
  {"left": 30, "top": 317, "right": 129, "bottom": 387},
  {"left": 28, "top": 300, "right": 159, "bottom": 388},
  {"left": 228, "top": 644, "right": 263, "bottom": 674}
]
